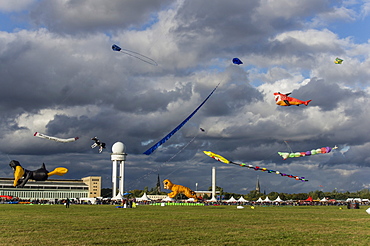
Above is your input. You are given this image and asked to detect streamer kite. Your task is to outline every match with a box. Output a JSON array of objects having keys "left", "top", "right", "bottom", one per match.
[
  {"left": 278, "top": 146, "right": 338, "bottom": 160},
  {"left": 34, "top": 132, "right": 79, "bottom": 143},
  {"left": 112, "top": 44, "right": 158, "bottom": 66},
  {"left": 203, "top": 151, "right": 308, "bottom": 182},
  {"left": 143, "top": 84, "right": 219, "bottom": 155}
]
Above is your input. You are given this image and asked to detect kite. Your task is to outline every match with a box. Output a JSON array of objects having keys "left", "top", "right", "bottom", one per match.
[
  {"left": 143, "top": 84, "right": 219, "bottom": 155},
  {"left": 278, "top": 146, "right": 338, "bottom": 160},
  {"left": 203, "top": 151, "right": 308, "bottom": 181},
  {"left": 91, "top": 137, "right": 106, "bottom": 153},
  {"left": 232, "top": 58, "right": 243, "bottom": 65},
  {"left": 9, "top": 160, "right": 68, "bottom": 188},
  {"left": 334, "top": 57, "right": 343, "bottom": 64},
  {"left": 274, "top": 92, "right": 312, "bottom": 106},
  {"left": 34, "top": 132, "right": 79, "bottom": 143},
  {"left": 112, "top": 44, "right": 158, "bottom": 66},
  {"left": 163, "top": 179, "right": 198, "bottom": 201}
]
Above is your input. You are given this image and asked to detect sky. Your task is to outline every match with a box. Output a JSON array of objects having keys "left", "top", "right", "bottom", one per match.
[{"left": 1, "top": 0, "right": 370, "bottom": 195}]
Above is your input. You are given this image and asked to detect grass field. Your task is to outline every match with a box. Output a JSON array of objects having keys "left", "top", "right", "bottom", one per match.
[{"left": 0, "top": 204, "right": 370, "bottom": 246}]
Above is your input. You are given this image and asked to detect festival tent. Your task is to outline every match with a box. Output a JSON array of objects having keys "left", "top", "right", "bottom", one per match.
[
  {"left": 226, "top": 196, "right": 237, "bottom": 203},
  {"left": 346, "top": 198, "right": 362, "bottom": 202},
  {"left": 263, "top": 196, "right": 272, "bottom": 202},
  {"left": 237, "top": 196, "right": 249, "bottom": 202},
  {"left": 136, "top": 193, "right": 151, "bottom": 201},
  {"left": 256, "top": 197, "right": 264, "bottom": 202},
  {"left": 207, "top": 196, "right": 217, "bottom": 202},
  {"left": 320, "top": 197, "right": 328, "bottom": 202},
  {"left": 0, "top": 195, "right": 13, "bottom": 200},
  {"left": 187, "top": 198, "right": 196, "bottom": 202},
  {"left": 112, "top": 193, "right": 124, "bottom": 200},
  {"left": 162, "top": 196, "right": 175, "bottom": 202},
  {"left": 273, "top": 196, "right": 284, "bottom": 202},
  {"left": 305, "top": 196, "right": 313, "bottom": 202}
]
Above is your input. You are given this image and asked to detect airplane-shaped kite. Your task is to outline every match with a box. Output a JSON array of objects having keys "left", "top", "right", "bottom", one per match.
[{"left": 274, "top": 92, "right": 312, "bottom": 106}]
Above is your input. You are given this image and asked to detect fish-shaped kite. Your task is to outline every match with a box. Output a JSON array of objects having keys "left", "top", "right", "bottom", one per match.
[
  {"left": 274, "top": 92, "right": 312, "bottom": 106},
  {"left": 203, "top": 151, "right": 308, "bottom": 182}
]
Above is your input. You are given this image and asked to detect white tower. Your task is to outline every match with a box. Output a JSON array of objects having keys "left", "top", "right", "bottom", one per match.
[
  {"left": 111, "top": 142, "right": 126, "bottom": 199},
  {"left": 211, "top": 166, "right": 216, "bottom": 200}
]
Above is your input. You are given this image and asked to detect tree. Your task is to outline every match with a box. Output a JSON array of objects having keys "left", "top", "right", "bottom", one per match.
[
  {"left": 101, "top": 188, "right": 112, "bottom": 198},
  {"left": 208, "top": 186, "right": 223, "bottom": 194}
]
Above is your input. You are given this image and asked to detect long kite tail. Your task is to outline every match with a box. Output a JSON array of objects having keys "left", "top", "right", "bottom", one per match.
[
  {"left": 203, "top": 150, "right": 308, "bottom": 182},
  {"left": 143, "top": 84, "right": 220, "bottom": 155}
]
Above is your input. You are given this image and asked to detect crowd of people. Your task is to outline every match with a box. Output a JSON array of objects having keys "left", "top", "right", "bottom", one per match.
[{"left": 1, "top": 196, "right": 369, "bottom": 209}]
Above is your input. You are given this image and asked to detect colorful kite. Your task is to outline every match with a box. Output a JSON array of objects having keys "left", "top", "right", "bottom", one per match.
[
  {"left": 278, "top": 146, "right": 338, "bottom": 160},
  {"left": 9, "top": 160, "right": 68, "bottom": 188},
  {"left": 112, "top": 44, "right": 158, "bottom": 66},
  {"left": 163, "top": 179, "right": 198, "bottom": 201},
  {"left": 34, "top": 132, "right": 79, "bottom": 143},
  {"left": 91, "top": 137, "right": 106, "bottom": 153},
  {"left": 274, "top": 92, "right": 311, "bottom": 106},
  {"left": 334, "top": 57, "right": 343, "bottom": 64},
  {"left": 143, "top": 84, "right": 219, "bottom": 155},
  {"left": 203, "top": 151, "right": 308, "bottom": 182},
  {"left": 232, "top": 58, "right": 243, "bottom": 65}
]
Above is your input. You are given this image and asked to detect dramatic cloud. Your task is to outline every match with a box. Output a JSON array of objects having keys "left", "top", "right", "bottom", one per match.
[{"left": 1, "top": 0, "right": 370, "bottom": 194}]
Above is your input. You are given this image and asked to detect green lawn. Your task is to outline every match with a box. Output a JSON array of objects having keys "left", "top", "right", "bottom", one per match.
[{"left": 0, "top": 204, "right": 369, "bottom": 245}]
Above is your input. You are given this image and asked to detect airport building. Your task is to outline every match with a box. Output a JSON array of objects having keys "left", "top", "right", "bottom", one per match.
[{"left": 0, "top": 176, "right": 101, "bottom": 200}]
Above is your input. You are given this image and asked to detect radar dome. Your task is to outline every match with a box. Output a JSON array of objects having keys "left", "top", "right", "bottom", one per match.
[{"left": 112, "top": 142, "right": 125, "bottom": 153}]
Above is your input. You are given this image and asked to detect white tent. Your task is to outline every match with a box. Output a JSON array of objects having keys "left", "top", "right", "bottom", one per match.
[
  {"left": 226, "top": 196, "right": 237, "bottom": 202},
  {"left": 187, "top": 198, "right": 196, "bottom": 202},
  {"left": 237, "top": 196, "right": 248, "bottom": 202},
  {"left": 162, "top": 196, "right": 175, "bottom": 201},
  {"left": 136, "top": 193, "right": 151, "bottom": 201},
  {"left": 263, "top": 196, "right": 272, "bottom": 202},
  {"left": 256, "top": 197, "right": 263, "bottom": 202},
  {"left": 320, "top": 197, "right": 328, "bottom": 202},
  {"left": 207, "top": 196, "right": 217, "bottom": 202},
  {"left": 273, "top": 196, "right": 284, "bottom": 202},
  {"left": 112, "top": 193, "right": 123, "bottom": 200}
]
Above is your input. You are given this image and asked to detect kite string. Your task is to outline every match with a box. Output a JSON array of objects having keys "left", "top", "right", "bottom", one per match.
[
  {"left": 126, "top": 132, "right": 201, "bottom": 189},
  {"left": 162, "top": 135, "right": 199, "bottom": 178},
  {"left": 119, "top": 49, "right": 158, "bottom": 66},
  {"left": 284, "top": 140, "right": 294, "bottom": 153}
]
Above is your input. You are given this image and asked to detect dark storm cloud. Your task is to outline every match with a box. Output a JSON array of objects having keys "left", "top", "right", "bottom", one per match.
[
  {"left": 28, "top": 0, "right": 173, "bottom": 34},
  {"left": 171, "top": 0, "right": 333, "bottom": 57},
  {"left": 112, "top": 82, "right": 193, "bottom": 113},
  {"left": 1, "top": 0, "right": 370, "bottom": 194}
]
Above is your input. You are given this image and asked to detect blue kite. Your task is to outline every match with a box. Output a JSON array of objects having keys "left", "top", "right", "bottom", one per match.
[
  {"left": 232, "top": 58, "right": 243, "bottom": 65},
  {"left": 143, "top": 84, "right": 219, "bottom": 155}
]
